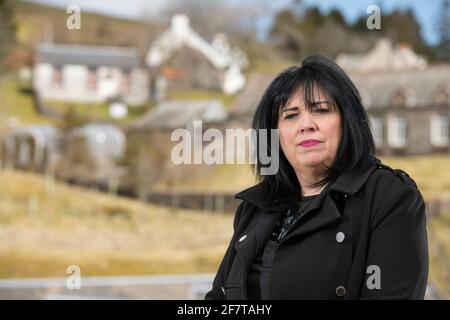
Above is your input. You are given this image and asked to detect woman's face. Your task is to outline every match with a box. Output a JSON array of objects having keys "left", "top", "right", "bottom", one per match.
[{"left": 277, "top": 88, "right": 342, "bottom": 173}]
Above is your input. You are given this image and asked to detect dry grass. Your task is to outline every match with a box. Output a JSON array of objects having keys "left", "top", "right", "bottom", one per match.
[
  {"left": 0, "top": 155, "right": 449, "bottom": 299},
  {"left": 156, "top": 155, "right": 450, "bottom": 198},
  {"left": 0, "top": 169, "right": 233, "bottom": 278},
  {"left": 380, "top": 155, "right": 450, "bottom": 198},
  {"left": 153, "top": 155, "right": 450, "bottom": 297},
  {"left": 156, "top": 164, "right": 257, "bottom": 193},
  {"left": 427, "top": 213, "right": 450, "bottom": 298}
]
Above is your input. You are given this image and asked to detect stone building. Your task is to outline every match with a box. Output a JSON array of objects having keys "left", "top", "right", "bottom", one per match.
[
  {"left": 230, "top": 40, "right": 450, "bottom": 156},
  {"left": 33, "top": 43, "right": 149, "bottom": 105}
]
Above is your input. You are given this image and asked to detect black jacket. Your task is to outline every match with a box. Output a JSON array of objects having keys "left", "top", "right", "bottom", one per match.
[{"left": 205, "top": 159, "right": 429, "bottom": 300}]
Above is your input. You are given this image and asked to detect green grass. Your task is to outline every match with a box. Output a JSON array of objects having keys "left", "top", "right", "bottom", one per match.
[
  {"left": 45, "top": 99, "right": 151, "bottom": 127},
  {"left": 0, "top": 76, "right": 56, "bottom": 134},
  {"left": 0, "top": 75, "right": 152, "bottom": 132}
]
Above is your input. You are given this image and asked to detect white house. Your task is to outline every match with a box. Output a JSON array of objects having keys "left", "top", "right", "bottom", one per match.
[
  {"left": 33, "top": 43, "right": 149, "bottom": 105},
  {"left": 146, "top": 14, "right": 248, "bottom": 97}
]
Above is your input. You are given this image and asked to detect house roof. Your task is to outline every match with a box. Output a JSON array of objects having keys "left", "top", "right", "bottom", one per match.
[
  {"left": 131, "top": 99, "right": 228, "bottom": 130},
  {"left": 350, "top": 65, "right": 450, "bottom": 109},
  {"left": 230, "top": 66, "right": 450, "bottom": 117},
  {"left": 146, "top": 14, "right": 248, "bottom": 70},
  {"left": 229, "top": 73, "right": 273, "bottom": 116},
  {"left": 35, "top": 43, "right": 141, "bottom": 69},
  {"left": 336, "top": 38, "right": 428, "bottom": 73}
]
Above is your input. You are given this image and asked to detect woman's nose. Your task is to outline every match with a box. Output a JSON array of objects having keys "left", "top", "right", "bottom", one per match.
[{"left": 298, "top": 113, "right": 317, "bottom": 133}]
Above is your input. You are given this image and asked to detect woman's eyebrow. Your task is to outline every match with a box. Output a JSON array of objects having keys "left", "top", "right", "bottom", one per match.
[
  {"left": 310, "top": 100, "right": 333, "bottom": 106},
  {"left": 280, "top": 106, "right": 299, "bottom": 114}
]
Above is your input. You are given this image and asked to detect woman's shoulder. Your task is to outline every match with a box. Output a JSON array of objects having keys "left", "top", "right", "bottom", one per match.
[
  {"left": 364, "top": 161, "right": 425, "bottom": 225},
  {"left": 234, "top": 181, "right": 267, "bottom": 209},
  {"left": 367, "top": 161, "right": 419, "bottom": 193}
]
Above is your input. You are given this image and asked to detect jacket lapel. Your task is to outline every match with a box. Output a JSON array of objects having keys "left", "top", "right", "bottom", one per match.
[
  {"left": 254, "top": 211, "right": 281, "bottom": 253},
  {"left": 229, "top": 209, "right": 280, "bottom": 297},
  {"left": 283, "top": 194, "right": 342, "bottom": 241},
  {"left": 233, "top": 212, "right": 280, "bottom": 273}
]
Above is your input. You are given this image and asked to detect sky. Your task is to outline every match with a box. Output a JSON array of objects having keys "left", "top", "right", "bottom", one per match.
[{"left": 26, "top": 0, "right": 445, "bottom": 45}]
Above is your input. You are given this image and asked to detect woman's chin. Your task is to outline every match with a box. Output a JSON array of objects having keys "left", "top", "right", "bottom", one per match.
[{"left": 297, "top": 154, "right": 325, "bottom": 168}]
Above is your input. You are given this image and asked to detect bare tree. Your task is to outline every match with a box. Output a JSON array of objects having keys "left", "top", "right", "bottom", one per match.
[
  {"left": 437, "top": 0, "right": 450, "bottom": 59},
  {"left": 142, "top": 0, "right": 265, "bottom": 40},
  {"left": 0, "top": 0, "right": 15, "bottom": 66}
]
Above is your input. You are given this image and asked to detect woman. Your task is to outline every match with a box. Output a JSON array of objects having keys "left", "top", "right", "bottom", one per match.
[{"left": 205, "top": 55, "right": 428, "bottom": 300}]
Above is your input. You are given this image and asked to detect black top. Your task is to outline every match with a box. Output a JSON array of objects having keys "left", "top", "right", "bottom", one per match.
[{"left": 246, "top": 194, "right": 318, "bottom": 300}]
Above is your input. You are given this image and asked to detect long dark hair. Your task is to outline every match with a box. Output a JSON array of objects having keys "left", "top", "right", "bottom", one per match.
[{"left": 252, "top": 55, "right": 376, "bottom": 211}]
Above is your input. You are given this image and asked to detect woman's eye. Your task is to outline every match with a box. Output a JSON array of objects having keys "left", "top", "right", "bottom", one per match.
[
  {"left": 284, "top": 113, "right": 298, "bottom": 120},
  {"left": 313, "top": 108, "right": 329, "bottom": 113}
]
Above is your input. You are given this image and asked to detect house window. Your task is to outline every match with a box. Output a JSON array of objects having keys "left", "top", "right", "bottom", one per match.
[
  {"left": 370, "top": 116, "right": 383, "bottom": 147},
  {"left": 392, "top": 89, "right": 415, "bottom": 108},
  {"left": 87, "top": 68, "right": 97, "bottom": 92},
  {"left": 104, "top": 68, "right": 114, "bottom": 80},
  {"left": 121, "top": 71, "right": 131, "bottom": 95},
  {"left": 430, "top": 114, "right": 449, "bottom": 147},
  {"left": 434, "top": 89, "right": 449, "bottom": 106},
  {"left": 388, "top": 115, "right": 407, "bottom": 147},
  {"left": 51, "top": 68, "right": 63, "bottom": 89}
]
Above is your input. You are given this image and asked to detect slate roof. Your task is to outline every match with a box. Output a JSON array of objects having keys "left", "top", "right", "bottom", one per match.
[
  {"left": 36, "top": 43, "right": 141, "bottom": 69},
  {"left": 131, "top": 99, "right": 228, "bottom": 130}
]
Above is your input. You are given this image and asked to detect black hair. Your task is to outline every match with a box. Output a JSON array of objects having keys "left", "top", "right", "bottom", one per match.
[{"left": 252, "top": 54, "right": 376, "bottom": 211}]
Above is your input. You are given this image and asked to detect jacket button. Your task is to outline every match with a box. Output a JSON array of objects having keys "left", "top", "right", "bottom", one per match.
[
  {"left": 239, "top": 234, "right": 247, "bottom": 242},
  {"left": 336, "top": 232, "right": 345, "bottom": 243},
  {"left": 335, "top": 286, "right": 347, "bottom": 297}
]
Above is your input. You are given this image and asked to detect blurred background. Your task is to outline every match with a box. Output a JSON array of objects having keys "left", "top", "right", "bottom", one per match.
[{"left": 0, "top": 0, "right": 448, "bottom": 299}]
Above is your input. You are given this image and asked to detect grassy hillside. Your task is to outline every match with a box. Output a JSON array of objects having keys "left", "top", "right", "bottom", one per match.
[
  {"left": 0, "top": 75, "right": 152, "bottom": 134},
  {"left": 428, "top": 213, "right": 450, "bottom": 298},
  {"left": 0, "top": 169, "right": 233, "bottom": 278},
  {"left": 0, "top": 75, "right": 56, "bottom": 134},
  {"left": 0, "top": 168, "right": 448, "bottom": 298},
  {"left": 157, "top": 155, "right": 450, "bottom": 199},
  {"left": 12, "top": 0, "right": 161, "bottom": 51}
]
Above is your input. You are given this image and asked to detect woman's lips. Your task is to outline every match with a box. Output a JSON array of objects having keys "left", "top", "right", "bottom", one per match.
[{"left": 298, "top": 139, "right": 321, "bottom": 147}]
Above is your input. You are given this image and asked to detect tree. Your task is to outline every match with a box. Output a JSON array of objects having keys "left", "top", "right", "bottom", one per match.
[
  {"left": 381, "top": 9, "right": 428, "bottom": 55},
  {"left": 0, "top": 0, "right": 16, "bottom": 66},
  {"left": 269, "top": 6, "right": 378, "bottom": 60},
  {"left": 436, "top": 0, "right": 450, "bottom": 60},
  {"left": 157, "top": 0, "right": 258, "bottom": 39},
  {"left": 270, "top": 9, "right": 304, "bottom": 58},
  {"left": 328, "top": 9, "right": 346, "bottom": 26}
]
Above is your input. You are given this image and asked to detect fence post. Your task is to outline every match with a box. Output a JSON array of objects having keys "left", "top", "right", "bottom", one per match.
[
  {"left": 215, "top": 194, "right": 226, "bottom": 214},
  {"left": 45, "top": 170, "right": 56, "bottom": 194},
  {"left": 108, "top": 178, "right": 119, "bottom": 196},
  {"left": 204, "top": 194, "right": 214, "bottom": 212},
  {"left": 27, "top": 196, "right": 39, "bottom": 217}
]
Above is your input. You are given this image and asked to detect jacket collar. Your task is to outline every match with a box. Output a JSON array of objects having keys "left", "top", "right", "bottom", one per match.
[{"left": 234, "top": 158, "right": 380, "bottom": 210}]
